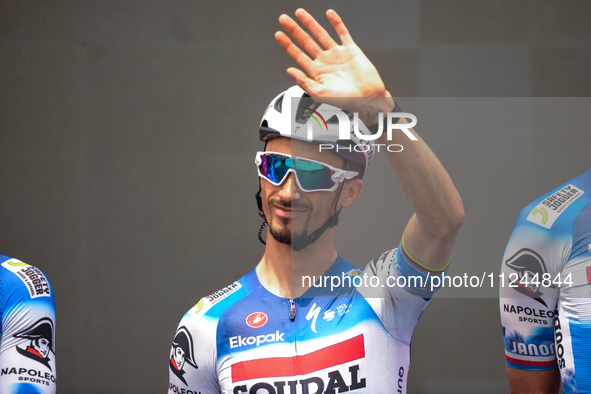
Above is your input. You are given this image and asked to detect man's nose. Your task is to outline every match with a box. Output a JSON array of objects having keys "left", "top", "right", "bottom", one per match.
[{"left": 278, "top": 173, "right": 301, "bottom": 199}]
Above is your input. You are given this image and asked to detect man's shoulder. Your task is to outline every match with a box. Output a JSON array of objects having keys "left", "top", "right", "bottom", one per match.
[
  {"left": 174, "top": 274, "right": 255, "bottom": 350},
  {"left": 516, "top": 171, "right": 591, "bottom": 235},
  {"left": 187, "top": 281, "right": 245, "bottom": 319},
  {"left": 180, "top": 268, "right": 258, "bottom": 325},
  {"left": 0, "top": 255, "right": 53, "bottom": 301}
]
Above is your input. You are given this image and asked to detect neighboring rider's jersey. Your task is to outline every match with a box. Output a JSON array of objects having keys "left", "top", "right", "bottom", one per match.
[
  {"left": 500, "top": 168, "right": 591, "bottom": 393},
  {"left": 169, "top": 242, "right": 447, "bottom": 394},
  {"left": 0, "top": 255, "right": 56, "bottom": 394}
]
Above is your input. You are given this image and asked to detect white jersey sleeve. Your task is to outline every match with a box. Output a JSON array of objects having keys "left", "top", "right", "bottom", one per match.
[
  {"left": 358, "top": 238, "right": 449, "bottom": 345},
  {"left": 500, "top": 171, "right": 591, "bottom": 379},
  {"left": 0, "top": 256, "right": 56, "bottom": 394},
  {"left": 499, "top": 218, "right": 562, "bottom": 370},
  {"left": 168, "top": 283, "right": 245, "bottom": 394}
]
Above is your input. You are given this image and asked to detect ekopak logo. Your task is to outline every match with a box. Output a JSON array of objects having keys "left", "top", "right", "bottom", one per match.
[{"left": 246, "top": 312, "right": 268, "bottom": 328}]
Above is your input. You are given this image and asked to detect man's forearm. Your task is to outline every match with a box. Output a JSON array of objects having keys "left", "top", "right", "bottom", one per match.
[
  {"left": 507, "top": 367, "right": 561, "bottom": 394},
  {"left": 380, "top": 116, "right": 464, "bottom": 239}
]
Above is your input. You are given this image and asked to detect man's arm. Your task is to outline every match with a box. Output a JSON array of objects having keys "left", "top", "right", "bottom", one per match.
[
  {"left": 507, "top": 367, "right": 561, "bottom": 394},
  {"left": 498, "top": 198, "right": 565, "bottom": 394},
  {"left": 275, "top": 8, "right": 464, "bottom": 268},
  {"left": 0, "top": 258, "right": 56, "bottom": 394},
  {"left": 378, "top": 117, "right": 464, "bottom": 268},
  {"left": 168, "top": 301, "right": 221, "bottom": 394}
]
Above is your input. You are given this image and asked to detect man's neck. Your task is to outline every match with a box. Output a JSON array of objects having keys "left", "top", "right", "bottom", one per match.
[{"left": 257, "top": 230, "right": 338, "bottom": 299}]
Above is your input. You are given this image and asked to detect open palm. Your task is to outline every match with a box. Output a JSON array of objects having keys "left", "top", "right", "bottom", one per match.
[{"left": 275, "top": 9, "right": 388, "bottom": 103}]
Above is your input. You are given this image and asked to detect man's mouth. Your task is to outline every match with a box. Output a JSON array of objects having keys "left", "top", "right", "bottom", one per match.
[{"left": 270, "top": 201, "right": 309, "bottom": 219}]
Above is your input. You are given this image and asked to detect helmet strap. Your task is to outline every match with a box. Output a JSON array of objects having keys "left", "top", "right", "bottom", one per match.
[
  {"left": 256, "top": 184, "right": 268, "bottom": 245},
  {"left": 257, "top": 213, "right": 267, "bottom": 246},
  {"left": 290, "top": 207, "right": 342, "bottom": 251},
  {"left": 291, "top": 160, "right": 347, "bottom": 251},
  {"left": 256, "top": 141, "right": 269, "bottom": 246}
]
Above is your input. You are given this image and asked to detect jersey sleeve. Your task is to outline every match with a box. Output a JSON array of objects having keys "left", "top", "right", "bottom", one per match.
[
  {"left": 357, "top": 239, "right": 449, "bottom": 344},
  {"left": 499, "top": 207, "right": 565, "bottom": 371},
  {"left": 168, "top": 299, "right": 221, "bottom": 394},
  {"left": 553, "top": 200, "right": 591, "bottom": 392},
  {"left": 0, "top": 257, "right": 56, "bottom": 394}
]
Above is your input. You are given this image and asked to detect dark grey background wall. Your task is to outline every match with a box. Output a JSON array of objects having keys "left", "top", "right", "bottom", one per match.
[{"left": 1, "top": 1, "right": 590, "bottom": 393}]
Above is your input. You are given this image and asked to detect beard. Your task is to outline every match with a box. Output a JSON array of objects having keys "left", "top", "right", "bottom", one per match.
[{"left": 268, "top": 198, "right": 311, "bottom": 248}]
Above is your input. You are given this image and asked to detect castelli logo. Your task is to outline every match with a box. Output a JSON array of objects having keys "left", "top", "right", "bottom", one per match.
[{"left": 246, "top": 312, "right": 268, "bottom": 328}]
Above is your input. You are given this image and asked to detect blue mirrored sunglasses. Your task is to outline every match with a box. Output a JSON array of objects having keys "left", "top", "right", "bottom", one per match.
[{"left": 255, "top": 151, "right": 358, "bottom": 192}]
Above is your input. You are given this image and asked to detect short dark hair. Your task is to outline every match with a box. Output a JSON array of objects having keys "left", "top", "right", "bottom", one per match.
[{"left": 345, "top": 160, "right": 364, "bottom": 181}]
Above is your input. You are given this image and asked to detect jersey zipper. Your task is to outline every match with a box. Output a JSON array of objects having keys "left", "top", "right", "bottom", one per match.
[
  {"left": 289, "top": 298, "right": 296, "bottom": 321},
  {"left": 288, "top": 298, "right": 299, "bottom": 377}
]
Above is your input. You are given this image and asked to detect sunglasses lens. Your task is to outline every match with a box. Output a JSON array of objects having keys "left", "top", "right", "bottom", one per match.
[
  {"left": 291, "top": 159, "right": 334, "bottom": 191},
  {"left": 260, "top": 154, "right": 288, "bottom": 184},
  {"left": 259, "top": 154, "right": 335, "bottom": 191}
]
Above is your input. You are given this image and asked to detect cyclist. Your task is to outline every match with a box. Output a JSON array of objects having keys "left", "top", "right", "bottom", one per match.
[
  {"left": 500, "top": 168, "right": 591, "bottom": 394},
  {"left": 169, "top": 8, "right": 464, "bottom": 394},
  {"left": 0, "top": 254, "right": 56, "bottom": 393}
]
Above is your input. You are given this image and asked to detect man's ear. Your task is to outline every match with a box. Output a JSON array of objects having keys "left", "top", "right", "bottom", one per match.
[{"left": 338, "top": 179, "right": 363, "bottom": 209}]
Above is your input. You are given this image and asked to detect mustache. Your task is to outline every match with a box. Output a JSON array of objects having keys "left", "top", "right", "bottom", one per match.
[{"left": 268, "top": 197, "right": 311, "bottom": 211}]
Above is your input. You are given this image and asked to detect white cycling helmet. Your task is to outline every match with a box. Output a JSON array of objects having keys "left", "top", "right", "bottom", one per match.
[{"left": 259, "top": 86, "right": 375, "bottom": 178}]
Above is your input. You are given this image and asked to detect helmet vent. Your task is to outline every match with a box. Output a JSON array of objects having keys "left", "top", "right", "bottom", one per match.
[
  {"left": 261, "top": 120, "right": 268, "bottom": 128},
  {"left": 274, "top": 94, "right": 284, "bottom": 113}
]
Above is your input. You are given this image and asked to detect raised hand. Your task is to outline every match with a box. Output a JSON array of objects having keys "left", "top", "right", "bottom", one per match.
[{"left": 275, "top": 8, "right": 391, "bottom": 109}]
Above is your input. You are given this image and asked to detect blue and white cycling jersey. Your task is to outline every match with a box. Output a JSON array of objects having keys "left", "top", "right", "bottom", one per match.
[
  {"left": 0, "top": 255, "right": 56, "bottom": 394},
  {"left": 499, "top": 168, "right": 591, "bottom": 393},
  {"left": 169, "top": 242, "right": 447, "bottom": 394}
]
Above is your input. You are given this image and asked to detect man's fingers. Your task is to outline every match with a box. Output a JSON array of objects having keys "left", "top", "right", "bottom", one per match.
[
  {"left": 275, "top": 31, "right": 314, "bottom": 72},
  {"left": 294, "top": 8, "right": 337, "bottom": 50},
  {"left": 278, "top": 14, "right": 322, "bottom": 58},
  {"left": 326, "top": 9, "right": 354, "bottom": 46},
  {"left": 286, "top": 67, "right": 307, "bottom": 85},
  {"left": 286, "top": 68, "right": 321, "bottom": 95}
]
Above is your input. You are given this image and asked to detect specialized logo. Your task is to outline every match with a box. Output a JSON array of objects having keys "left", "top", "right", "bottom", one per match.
[
  {"left": 323, "top": 310, "right": 336, "bottom": 322},
  {"left": 306, "top": 303, "right": 322, "bottom": 333},
  {"left": 2, "top": 260, "right": 51, "bottom": 298},
  {"left": 505, "top": 248, "right": 555, "bottom": 307},
  {"left": 13, "top": 318, "right": 55, "bottom": 370},
  {"left": 246, "top": 312, "right": 268, "bottom": 328},
  {"left": 308, "top": 302, "right": 352, "bottom": 331},
  {"left": 527, "top": 184, "right": 584, "bottom": 229},
  {"left": 170, "top": 326, "right": 198, "bottom": 385}
]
